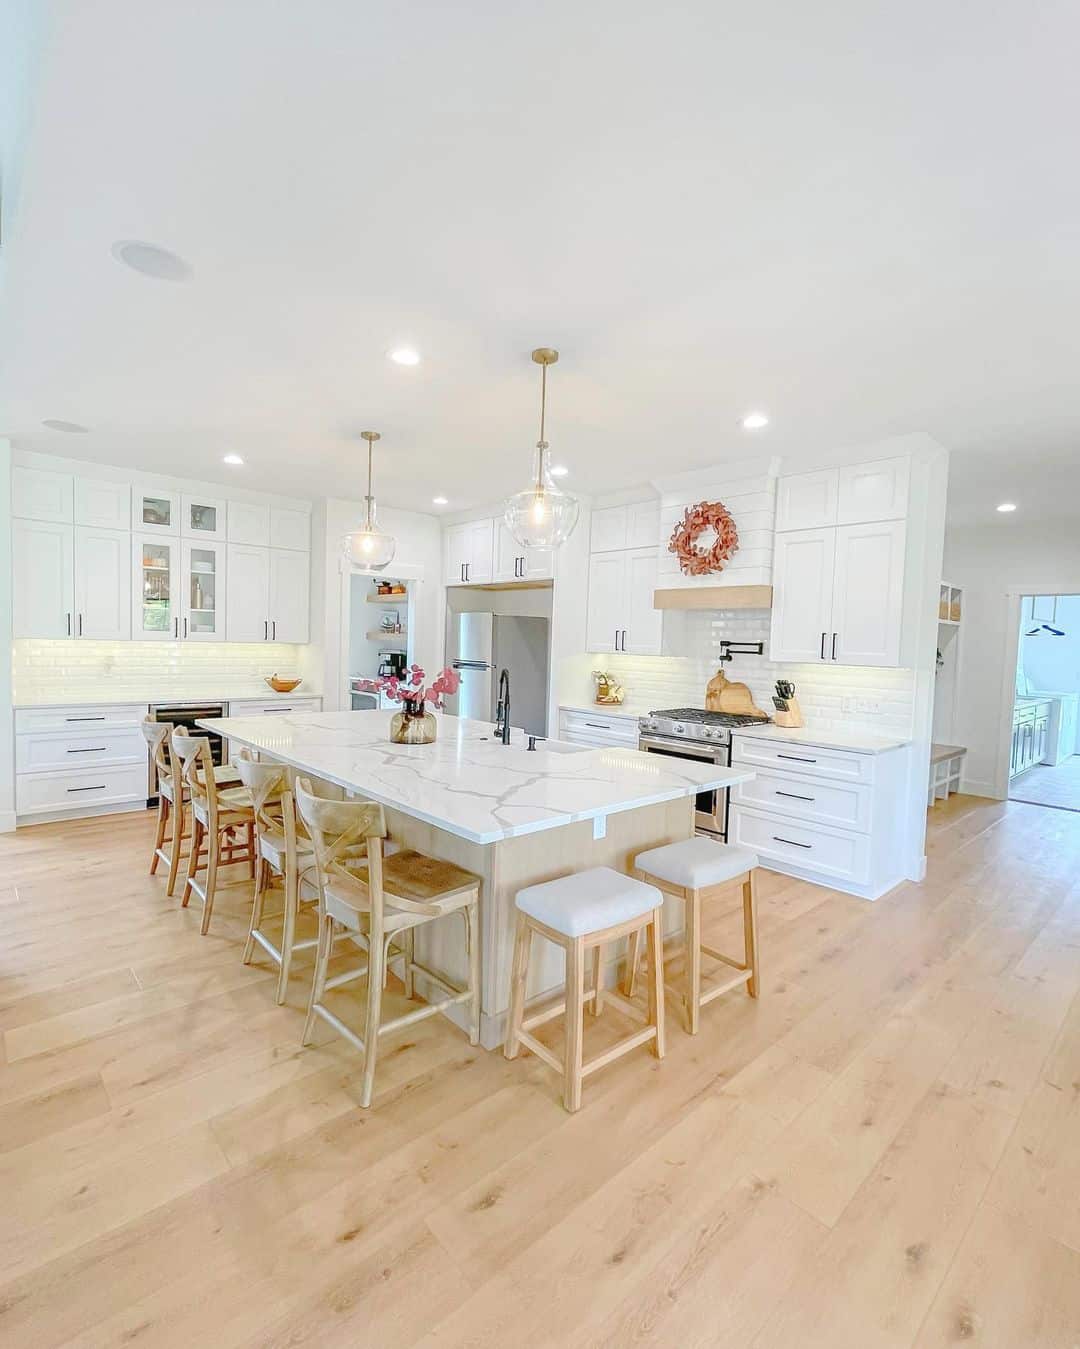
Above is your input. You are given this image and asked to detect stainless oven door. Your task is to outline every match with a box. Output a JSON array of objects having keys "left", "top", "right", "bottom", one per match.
[{"left": 638, "top": 735, "right": 729, "bottom": 839}]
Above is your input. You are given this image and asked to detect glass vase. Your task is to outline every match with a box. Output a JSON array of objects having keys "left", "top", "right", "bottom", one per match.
[{"left": 389, "top": 699, "right": 437, "bottom": 745}]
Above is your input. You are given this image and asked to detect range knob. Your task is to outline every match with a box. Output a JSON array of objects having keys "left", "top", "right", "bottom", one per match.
[{"left": 672, "top": 722, "right": 685, "bottom": 734}]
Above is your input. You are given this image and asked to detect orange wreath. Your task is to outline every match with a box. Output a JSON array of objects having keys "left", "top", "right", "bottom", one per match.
[{"left": 668, "top": 500, "right": 739, "bottom": 576}]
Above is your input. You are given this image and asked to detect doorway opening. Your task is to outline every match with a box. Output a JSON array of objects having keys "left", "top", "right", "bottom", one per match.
[{"left": 1008, "top": 594, "right": 1080, "bottom": 812}]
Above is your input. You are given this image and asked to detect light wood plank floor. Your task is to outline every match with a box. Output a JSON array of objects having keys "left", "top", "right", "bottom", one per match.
[{"left": 1, "top": 796, "right": 1079, "bottom": 1347}]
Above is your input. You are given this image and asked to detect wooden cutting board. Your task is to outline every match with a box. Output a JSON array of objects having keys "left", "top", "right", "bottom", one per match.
[{"left": 705, "top": 669, "right": 767, "bottom": 718}]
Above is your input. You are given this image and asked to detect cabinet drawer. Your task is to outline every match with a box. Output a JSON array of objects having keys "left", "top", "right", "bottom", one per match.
[
  {"left": 732, "top": 768, "right": 872, "bottom": 833},
  {"left": 730, "top": 806, "right": 870, "bottom": 884},
  {"left": 558, "top": 709, "right": 638, "bottom": 745},
  {"left": 16, "top": 764, "right": 147, "bottom": 816},
  {"left": 14, "top": 703, "right": 148, "bottom": 734},
  {"left": 731, "top": 735, "right": 874, "bottom": 785},
  {"left": 16, "top": 726, "right": 147, "bottom": 774},
  {"left": 226, "top": 697, "right": 322, "bottom": 716}
]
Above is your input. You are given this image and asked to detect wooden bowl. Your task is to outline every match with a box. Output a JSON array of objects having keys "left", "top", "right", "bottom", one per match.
[{"left": 265, "top": 676, "right": 302, "bottom": 693}]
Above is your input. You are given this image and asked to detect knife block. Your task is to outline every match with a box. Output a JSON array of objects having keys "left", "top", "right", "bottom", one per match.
[{"left": 773, "top": 697, "right": 804, "bottom": 729}]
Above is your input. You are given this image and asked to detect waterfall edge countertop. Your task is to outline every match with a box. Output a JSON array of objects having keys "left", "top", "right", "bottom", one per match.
[{"left": 198, "top": 708, "right": 755, "bottom": 845}]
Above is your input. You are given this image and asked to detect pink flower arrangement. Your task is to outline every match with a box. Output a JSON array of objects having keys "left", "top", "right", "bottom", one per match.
[{"left": 360, "top": 664, "right": 460, "bottom": 710}]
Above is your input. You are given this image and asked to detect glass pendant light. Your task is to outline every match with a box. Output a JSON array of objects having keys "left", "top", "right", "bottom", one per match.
[
  {"left": 503, "top": 347, "right": 580, "bottom": 549},
  {"left": 343, "top": 430, "right": 397, "bottom": 570}
]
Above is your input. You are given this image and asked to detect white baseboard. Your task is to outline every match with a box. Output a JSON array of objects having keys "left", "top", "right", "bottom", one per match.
[
  {"left": 959, "top": 776, "right": 1000, "bottom": 799},
  {"left": 0, "top": 809, "right": 16, "bottom": 834}
]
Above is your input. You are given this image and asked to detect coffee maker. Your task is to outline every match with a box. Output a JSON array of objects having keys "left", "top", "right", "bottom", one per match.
[{"left": 377, "top": 651, "right": 406, "bottom": 679}]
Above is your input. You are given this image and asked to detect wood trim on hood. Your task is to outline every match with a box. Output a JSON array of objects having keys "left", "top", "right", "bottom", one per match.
[{"left": 653, "top": 585, "right": 773, "bottom": 611}]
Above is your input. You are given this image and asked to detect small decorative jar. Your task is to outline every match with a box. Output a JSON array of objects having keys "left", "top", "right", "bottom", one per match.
[{"left": 389, "top": 698, "right": 437, "bottom": 745}]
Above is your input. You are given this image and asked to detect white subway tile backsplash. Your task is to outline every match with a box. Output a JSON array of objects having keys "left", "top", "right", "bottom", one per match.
[
  {"left": 568, "top": 610, "right": 914, "bottom": 738},
  {"left": 13, "top": 640, "right": 307, "bottom": 704}
]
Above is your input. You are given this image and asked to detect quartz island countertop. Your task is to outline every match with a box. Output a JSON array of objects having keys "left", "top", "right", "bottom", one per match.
[{"left": 199, "top": 708, "right": 754, "bottom": 845}]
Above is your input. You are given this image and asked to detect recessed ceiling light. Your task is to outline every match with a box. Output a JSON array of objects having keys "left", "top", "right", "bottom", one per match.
[
  {"left": 111, "top": 240, "right": 191, "bottom": 281},
  {"left": 41, "top": 418, "right": 89, "bottom": 433},
  {"left": 740, "top": 412, "right": 769, "bottom": 430},
  {"left": 388, "top": 347, "right": 421, "bottom": 366},
  {"left": 223, "top": 453, "right": 244, "bottom": 466},
  {"left": 550, "top": 464, "right": 569, "bottom": 477},
  {"left": 432, "top": 496, "right": 448, "bottom": 505},
  {"left": 996, "top": 502, "right": 1017, "bottom": 512}
]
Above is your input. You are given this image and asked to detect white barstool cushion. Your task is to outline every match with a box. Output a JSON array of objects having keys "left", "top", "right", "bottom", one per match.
[
  {"left": 635, "top": 838, "right": 758, "bottom": 890},
  {"left": 516, "top": 866, "right": 661, "bottom": 939}
]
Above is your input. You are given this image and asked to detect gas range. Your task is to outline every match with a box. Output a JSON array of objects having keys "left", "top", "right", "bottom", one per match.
[{"left": 638, "top": 707, "right": 771, "bottom": 746}]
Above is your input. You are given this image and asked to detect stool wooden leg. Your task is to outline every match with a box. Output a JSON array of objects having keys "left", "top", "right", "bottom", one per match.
[
  {"left": 165, "top": 797, "right": 184, "bottom": 898},
  {"left": 504, "top": 913, "right": 531, "bottom": 1060},
  {"left": 685, "top": 888, "right": 702, "bottom": 1035},
  {"left": 591, "top": 943, "right": 604, "bottom": 1016},
  {"left": 199, "top": 831, "right": 221, "bottom": 936},
  {"left": 563, "top": 937, "right": 586, "bottom": 1113},
  {"left": 623, "top": 928, "right": 641, "bottom": 997},
  {"left": 150, "top": 795, "right": 167, "bottom": 875},
  {"left": 743, "top": 869, "right": 760, "bottom": 998},
  {"left": 402, "top": 926, "right": 415, "bottom": 999},
  {"left": 243, "top": 857, "right": 268, "bottom": 966},
  {"left": 465, "top": 900, "right": 481, "bottom": 1047},
  {"left": 276, "top": 859, "right": 297, "bottom": 1004},
  {"left": 181, "top": 819, "right": 203, "bottom": 908},
  {"left": 247, "top": 822, "right": 256, "bottom": 879},
  {"left": 302, "top": 912, "right": 332, "bottom": 1047},
  {"left": 646, "top": 909, "right": 666, "bottom": 1058},
  {"left": 359, "top": 934, "right": 386, "bottom": 1109}
]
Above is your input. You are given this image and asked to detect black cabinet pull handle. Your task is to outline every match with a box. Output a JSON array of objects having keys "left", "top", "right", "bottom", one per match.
[
  {"left": 66, "top": 612, "right": 71, "bottom": 636},
  {"left": 831, "top": 632, "right": 838, "bottom": 661},
  {"left": 773, "top": 835, "right": 813, "bottom": 849},
  {"left": 264, "top": 620, "right": 268, "bottom": 640},
  {"left": 820, "top": 631, "right": 826, "bottom": 659},
  {"left": 584, "top": 722, "right": 610, "bottom": 730},
  {"left": 272, "top": 620, "right": 276, "bottom": 640},
  {"left": 66, "top": 715, "right": 106, "bottom": 721},
  {"left": 777, "top": 753, "right": 817, "bottom": 763},
  {"left": 183, "top": 617, "right": 188, "bottom": 639},
  {"left": 67, "top": 747, "right": 108, "bottom": 754},
  {"left": 78, "top": 613, "right": 83, "bottom": 636},
  {"left": 775, "top": 790, "right": 815, "bottom": 801},
  {"left": 67, "top": 784, "right": 107, "bottom": 793}
]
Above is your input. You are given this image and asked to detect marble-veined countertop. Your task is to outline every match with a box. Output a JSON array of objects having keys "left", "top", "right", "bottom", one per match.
[{"left": 198, "top": 708, "right": 755, "bottom": 845}]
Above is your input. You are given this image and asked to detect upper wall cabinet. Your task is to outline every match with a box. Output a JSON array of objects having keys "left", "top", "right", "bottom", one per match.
[
  {"left": 493, "top": 522, "right": 553, "bottom": 583},
  {"left": 132, "top": 486, "right": 180, "bottom": 536},
  {"left": 75, "top": 478, "right": 130, "bottom": 530},
  {"left": 270, "top": 506, "right": 311, "bottom": 552},
  {"left": 445, "top": 519, "right": 494, "bottom": 585},
  {"left": 585, "top": 547, "right": 662, "bottom": 655},
  {"left": 590, "top": 501, "right": 659, "bottom": 553},
  {"left": 12, "top": 519, "right": 74, "bottom": 638},
  {"left": 13, "top": 467, "right": 74, "bottom": 523},
  {"left": 181, "top": 493, "right": 227, "bottom": 542},
  {"left": 775, "top": 458, "right": 909, "bottom": 531},
  {"left": 228, "top": 500, "right": 271, "bottom": 546}
]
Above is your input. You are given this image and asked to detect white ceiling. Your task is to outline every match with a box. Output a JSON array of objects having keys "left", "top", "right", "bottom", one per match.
[{"left": 2, "top": 1, "right": 1079, "bottom": 525}]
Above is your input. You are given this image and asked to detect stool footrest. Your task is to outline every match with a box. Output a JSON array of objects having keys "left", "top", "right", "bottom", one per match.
[
  {"left": 700, "top": 943, "right": 746, "bottom": 972},
  {"left": 516, "top": 1030, "right": 564, "bottom": 1073},
  {"left": 523, "top": 986, "right": 600, "bottom": 1033},
  {"left": 700, "top": 967, "right": 753, "bottom": 1004},
  {"left": 581, "top": 1025, "right": 657, "bottom": 1078}
]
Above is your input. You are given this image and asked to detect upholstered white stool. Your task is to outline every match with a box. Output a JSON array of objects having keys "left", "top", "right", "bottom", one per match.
[
  {"left": 504, "top": 866, "right": 666, "bottom": 1112},
  {"left": 630, "top": 838, "right": 760, "bottom": 1034}
]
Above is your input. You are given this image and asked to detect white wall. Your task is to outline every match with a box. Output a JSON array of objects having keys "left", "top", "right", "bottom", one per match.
[
  {"left": 319, "top": 498, "right": 442, "bottom": 710},
  {"left": 943, "top": 518, "right": 1080, "bottom": 795},
  {"left": 0, "top": 439, "right": 15, "bottom": 831}
]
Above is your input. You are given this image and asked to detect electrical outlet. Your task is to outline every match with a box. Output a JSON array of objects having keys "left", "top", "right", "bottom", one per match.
[
  {"left": 841, "top": 695, "right": 857, "bottom": 713},
  {"left": 855, "top": 697, "right": 882, "bottom": 714}
]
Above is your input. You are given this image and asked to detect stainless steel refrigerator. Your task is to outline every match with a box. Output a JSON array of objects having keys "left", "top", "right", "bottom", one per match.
[{"left": 445, "top": 611, "right": 550, "bottom": 735}]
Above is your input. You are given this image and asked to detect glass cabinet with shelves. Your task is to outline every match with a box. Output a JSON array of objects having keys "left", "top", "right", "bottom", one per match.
[
  {"left": 182, "top": 541, "right": 224, "bottom": 640},
  {"left": 133, "top": 535, "right": 179, "bottom": 640}
]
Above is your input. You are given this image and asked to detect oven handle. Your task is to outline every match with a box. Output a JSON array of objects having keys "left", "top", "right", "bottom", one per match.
[{"left": 638, "top": 736, "right": 722, "bottom": 761}]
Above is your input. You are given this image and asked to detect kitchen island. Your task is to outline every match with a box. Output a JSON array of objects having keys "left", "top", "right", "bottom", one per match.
[{"left": 198, "top": 708, "right": 755, "bottom": 1047}]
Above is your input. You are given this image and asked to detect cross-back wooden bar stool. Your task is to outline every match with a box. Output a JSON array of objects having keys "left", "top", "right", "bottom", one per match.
[
  {"left": 295, "top": 778, "right": 482, "bottom": 1109},
  {"left": 172, "top": 728, "right": 256, "bottom": 936},
  {"left": 504, "top": 866, "right": 666, "bottom": 1112},
  {"left": 233, "top": 753, "right": 321, "bottom": 1003},
  {"left": 141, "top": 716, "right": 242, "bottom": 897},
  {"left": 628, "top": 838, "right": 760, "bottom": 1034}
]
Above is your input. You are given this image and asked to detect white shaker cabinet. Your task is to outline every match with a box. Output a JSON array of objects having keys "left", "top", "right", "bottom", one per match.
[
  {"left": 75, "top": 478, "right": 130, "bottom": 530},
  {"left": 268, "top": 549, "right": 310, "bottom": 642},
  {"left": 12, "top": 519, "right": 75, "bottom": 638},
  {"left": 270, "top": 507, "right": 310, "bottom": 552},
  {"left": 227, "top": 544, "right": 272, "bottom": 641},
  {"left": 181, "top": 493, "right": 228, "bottom": 542},
  {"left": 132, "top": 533, "right": 181, "bottom": 640},
  {"left": 774, "top": 471, "right": 839, "bottom": 533},
  {"left": 183, "top": 541, "right": 226, "bottom": 640},
  {"left": 132, "top": 487, "right": 180, "bottom": 536},
  {"left": 768, "top": 528, "right": 836, "bottom": 663},
  {"left": 775, "top": 457, "right": 909, "bottom": 531},
  {"left": 228, "top": 500, "right": 271, "bottom": 546},
  {"left": 12, "top": 466, "right": 74, "bottom": 523},
  {"left": 493, "top": 521, "right": 553, "bottom": 583},
  {"left": 74, "top": 527, "right": 131, "bottom": 639},
  {"left": 590, "top": 501, "right": 659, "bottom": 552},
  {"left": 830, "top": 521, "right": 906, "bottom": 666},
  {"left": 770, "top": 521, "right": 905, "bottom": 667},
  {"left": 585, "top": 547, "right": 661, "bottom": 655},
  {"left": 444, "top": 519, "right": 494, "bottom": 585}
]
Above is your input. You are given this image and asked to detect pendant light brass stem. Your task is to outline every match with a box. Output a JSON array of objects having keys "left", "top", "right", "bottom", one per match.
[
  {"left": 530, "top": 348, "right": 558, "bottom": 493},
  {"left": 361, "top": 430, "right": 381, "bottom": 528}
]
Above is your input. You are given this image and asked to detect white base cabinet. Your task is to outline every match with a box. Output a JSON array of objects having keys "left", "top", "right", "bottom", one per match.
[
  {"left": 729, "top": 732, "right": 908, "bottom": 900},
  {"left": 557, "top": 706, "right": 640, "bottom": 747},
  {"left": 14, "top": 703, "right": 149, "bottom": 823}
]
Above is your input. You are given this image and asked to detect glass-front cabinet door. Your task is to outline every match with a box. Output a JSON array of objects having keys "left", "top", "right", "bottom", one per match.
[
  {"left": 181, "top": 493, "right": 227, "bottom": 542},
  {"left": 131, "top": 486, "right": 180, "bottom": 536},
  {"left": 132, "top": 534, "right": 180, "bottom": 640},
  {"left": 182, "top": 540, "right": 224, "bottom": 640}
]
